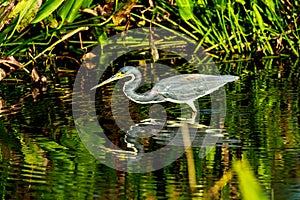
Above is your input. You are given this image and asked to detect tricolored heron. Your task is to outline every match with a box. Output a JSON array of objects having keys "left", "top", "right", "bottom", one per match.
[{"left": 91, "top": 66, "right": 239, "bottom": 123}]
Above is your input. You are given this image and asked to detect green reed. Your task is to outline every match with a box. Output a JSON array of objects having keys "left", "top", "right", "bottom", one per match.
[
  {"left": 0, "top": 0, "right": 299, "bottom": 61},
  {"left": 174, "top": 0, "right": 299, "bottom": 56}
]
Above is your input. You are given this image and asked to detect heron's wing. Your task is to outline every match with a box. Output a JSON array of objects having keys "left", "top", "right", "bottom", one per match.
[
  {"left": 153, "top": 74, "right": 235, "bottom": 101},
  {"left": 157, "top": 74, "right": 206, "bottom": 84}
]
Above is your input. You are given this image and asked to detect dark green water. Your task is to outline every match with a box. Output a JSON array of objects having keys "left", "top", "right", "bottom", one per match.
[{"left": 0, "top": 58, "right": 299, "bottom": 199}]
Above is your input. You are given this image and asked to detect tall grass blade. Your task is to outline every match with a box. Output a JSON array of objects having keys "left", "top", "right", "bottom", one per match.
[{"left": 252, "top": 3, "right": 273, "bottom": 54}]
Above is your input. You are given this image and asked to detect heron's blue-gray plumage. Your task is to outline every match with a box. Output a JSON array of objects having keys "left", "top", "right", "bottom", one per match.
[
  {"left": 91, "top": 66, "right": 238, "bottom": 123},
  {"left": 152, "top": 74, "right": 238, "bottom": 102}
]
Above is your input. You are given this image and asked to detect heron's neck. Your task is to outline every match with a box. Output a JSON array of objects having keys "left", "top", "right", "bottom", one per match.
[{"left": 123, "top": 72, "right": 158, "bottom": 103}]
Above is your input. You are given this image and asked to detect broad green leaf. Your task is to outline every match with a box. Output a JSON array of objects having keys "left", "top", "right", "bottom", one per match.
[
  {"left": 65, "top": 0, "right": 84, "bottom": 23},
  {"left": 175, "top": 0, "right": 194, "bottom": 21},
  {"left": 57, "top": 0, "right": 74, "bottom": 25},
  {"left": 17, "top": 0, "right": 42, "bottom": 32},
  {"left": 32, "top": 0, "right": 65, "bottom": 23},
  {"left": 81, "top": 0, "right": 93, "bottom": 8},
  {"left": 7, "top": 0, "right": 41, "bottom": 35}
]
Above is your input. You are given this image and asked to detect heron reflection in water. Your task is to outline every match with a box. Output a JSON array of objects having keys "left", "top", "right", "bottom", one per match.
[{"left": 91, "top": 66, "right": 239, "bottom": 123}]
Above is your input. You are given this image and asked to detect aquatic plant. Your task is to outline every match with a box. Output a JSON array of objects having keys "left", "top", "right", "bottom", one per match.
[{"left": 0, "top": 0, "right": 299, "bottom": 79}]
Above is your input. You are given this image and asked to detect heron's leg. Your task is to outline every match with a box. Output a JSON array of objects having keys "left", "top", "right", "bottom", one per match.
[{"left": 186, "top": 101, "right": 197, "bottom": 124}]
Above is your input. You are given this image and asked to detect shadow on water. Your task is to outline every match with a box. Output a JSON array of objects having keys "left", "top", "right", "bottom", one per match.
[{"left": 0, "top": 57, "right": 299, "bottom": 199}]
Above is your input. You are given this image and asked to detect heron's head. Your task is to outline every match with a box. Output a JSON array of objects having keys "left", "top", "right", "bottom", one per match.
[{"left": 90, "top": 66, "right": 135, "bottom": 90}]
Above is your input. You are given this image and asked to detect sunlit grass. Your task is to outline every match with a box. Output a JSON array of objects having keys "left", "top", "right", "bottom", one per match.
[
  {"left": 175, "top": 0, "right": 299, "bottom": 56},
  {"left": 0, "top": 0, "right": 299, "bottom": 66}
]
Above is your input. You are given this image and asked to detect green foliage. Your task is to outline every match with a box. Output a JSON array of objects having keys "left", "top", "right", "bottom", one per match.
[
  {"left": 172, "top": 0, "right": 299, "bottom": 56},
  {"left": 5, "top": 0, "right": 41, "bottom": 36},
  {"left": 31, "top": 0, "right": 65, "bottom": 23},
  {"left": 175, "top": 0, "right": 194, "bottom": 21},
  {"left": 0, "top": 0, "right": 299, "bottom": 62},
  {"left": 57, "top": 0, "right": 76, "bottom": 25},
  {"left": 64, "top": 0, "right": 84, "bottom": 23},
  {"left": 252, "top": 3, "right": 273, "bottom": 54}
]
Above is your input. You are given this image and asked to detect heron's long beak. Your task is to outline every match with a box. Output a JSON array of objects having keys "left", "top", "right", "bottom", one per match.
[{"left": 90, "top": 73, "right": 124, "bottom": 90}]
